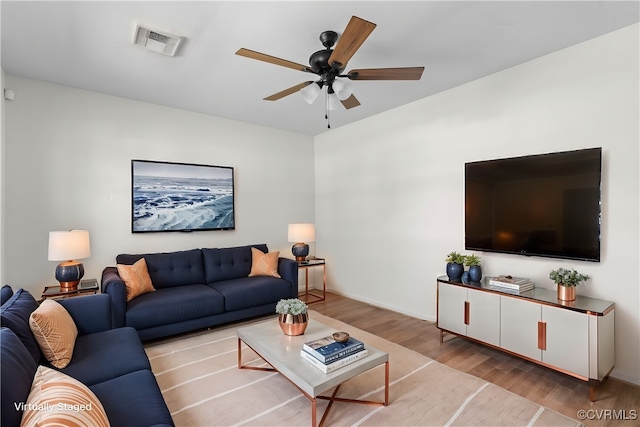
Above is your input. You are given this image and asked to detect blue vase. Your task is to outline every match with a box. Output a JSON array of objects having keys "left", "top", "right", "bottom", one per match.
[
  {"left": 446, "top": 263, "right": 464, "bottom": 280},
  {"left": 461, "top": 271, "right": 470, "bottom": 284},
  {"left": 469, "top": 265, "right": 482, "bottom": 282}
]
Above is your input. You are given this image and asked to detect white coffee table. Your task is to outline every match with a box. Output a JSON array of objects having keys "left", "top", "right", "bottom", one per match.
[{"left": 237, "top": 318, "right": 390, "bottom": 427}]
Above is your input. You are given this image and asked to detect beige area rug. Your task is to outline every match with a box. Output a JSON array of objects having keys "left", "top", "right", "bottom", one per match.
[{"left": 145, "top": 311, "right": 584, "bottom": 427}]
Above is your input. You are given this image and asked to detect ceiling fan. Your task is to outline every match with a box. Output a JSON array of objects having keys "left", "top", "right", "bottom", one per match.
[{"left": 236, "top": 16, "right": 424, "bottom": 128}]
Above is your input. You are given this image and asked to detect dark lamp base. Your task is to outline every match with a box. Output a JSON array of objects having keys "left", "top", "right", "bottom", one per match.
[
  {"left": 55, "top": 261, "right": 85, "bottom": 291},
  {"left": 291, "top": 243, "right": 309, "bottom": 262}
]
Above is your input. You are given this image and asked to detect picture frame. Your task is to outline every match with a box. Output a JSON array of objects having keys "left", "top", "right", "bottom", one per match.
[{"left": 131, "top": 159, "right": 235, "bottom": 233}]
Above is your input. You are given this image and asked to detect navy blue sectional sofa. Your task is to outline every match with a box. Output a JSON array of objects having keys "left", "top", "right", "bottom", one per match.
[
  {"left": 101, "top": 244, "right": 298, "bottom": 341},
  {"left": 1, "top": 288, "right": 173, "bottom": 427}
]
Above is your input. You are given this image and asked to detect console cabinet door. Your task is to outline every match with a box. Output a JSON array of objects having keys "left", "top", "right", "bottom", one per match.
[
  {"left": 437, "top": 283, "right": 468, "bottom": 336},
  {"left": 467, "top": 289, "right": 500, "bottom": 346},
  {"left": 542, "top": 305, "right": 589, "bottom": 378},
  {"left": 500, "top": 296, "right": 541, "bottom": 361}
]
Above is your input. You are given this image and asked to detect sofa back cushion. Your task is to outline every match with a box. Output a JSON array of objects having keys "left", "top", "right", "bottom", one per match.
[
  {"left": 117, "top": 249, "right": 205, "bottom": 289},
  {"left": 1, "top": 327, "right": 38, "bottom": 427},
  {"left": 203, "top": 244, "right": 268, "bottom": 283},
  {"left": 1, "top": 284, "right": 13, "bottom": 305},
  {"left": 0, "top": 289, "right": 42, "bottom": 365}
]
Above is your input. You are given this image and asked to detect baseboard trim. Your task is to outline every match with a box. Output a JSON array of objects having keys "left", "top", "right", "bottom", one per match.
[{"left": 327, "top": 288, "right": 436, "bottom": 323}]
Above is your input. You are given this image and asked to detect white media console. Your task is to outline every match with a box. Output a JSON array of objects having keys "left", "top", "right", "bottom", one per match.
[{"left": 436, "top": 276, "right": 615, "bottom": 401}]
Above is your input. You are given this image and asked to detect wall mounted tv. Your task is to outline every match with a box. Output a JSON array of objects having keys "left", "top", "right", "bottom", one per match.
[
  {"left": 465, "top": 148, "right": 602, "bottom": 262},
  {"left": 131, "top": 160, "right": 235, "bottom": 233}
]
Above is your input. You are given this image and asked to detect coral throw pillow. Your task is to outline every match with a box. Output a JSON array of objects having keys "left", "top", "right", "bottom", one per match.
[
  {"left": 248, "top": 247, "right": 281, "bottom": 278},
  {"left": 29, "top": 299, "right": 78, "bottom": 369},
  {"left": 117, "top": 257, "right": 155, "bottom": 302},
  {"left": 21, "top": 365, "right": 110, "bottom": 427}
]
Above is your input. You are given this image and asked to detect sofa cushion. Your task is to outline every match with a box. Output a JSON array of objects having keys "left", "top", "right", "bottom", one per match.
[
  {"left": 29, "top": 299, "right": 78, "bottom": 368},
  {"left": 209, "top": 276, "right": 293, "bottom": 312},
  {"left": 1, "top": 328, "right": 38, "bottom": 427},
  {"left": 117, "top": 249, "right": 205, "bottom": 289},
  {"left": 117, "top": 257, "right": 156, "bottom": 301},
  {"left": 126, "top": 285, "right": 225, "bottom": 331},
  {"left": 0, "top": 288, "right": 42, "bottom": 365},
  {"left": 59, "top": 327, "right": 151, "bottom": 387},
  {"left": 21, "top": 365, "right": 110, "bottom": 427},
  {"left": 1, "top": 284, "right": 13, "bottom": 305},
  {"left": 248, "top": 247, "right": 281, "bottom": 278},
  {"left": 90, "top": 370, "right": 174, "bottom": 427},
  {"left": 203, "top": 244, "right": 268, "bottom": 283}
]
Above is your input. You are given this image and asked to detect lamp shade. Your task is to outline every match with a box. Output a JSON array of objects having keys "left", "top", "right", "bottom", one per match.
[
  {"left": 48, "top": 230, "right": 91, "bottom": 261},
  {"left": 332, "top": 80, "right": 353, "bottom": 101},
  {"left": 288, "top": 224, "right": 315, "bottom": 243},
  {"left": 300, "top": 83, "right": 321, "bottom": 104},
  {"left": 327, "top": 92, "right": 341, "bottom": 111}
]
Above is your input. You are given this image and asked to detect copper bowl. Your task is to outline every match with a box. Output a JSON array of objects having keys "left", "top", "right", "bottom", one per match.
[{"left": 332, "top": 331, "right": 350, "bottom": 343}]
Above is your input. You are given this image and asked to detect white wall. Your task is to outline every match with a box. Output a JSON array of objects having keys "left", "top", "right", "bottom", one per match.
[
  {"left": 3, "top": 77, "right": 315, "bottom": 296},
  {"left": 315, "top": 24, "right": 639, "bottom": 384}
]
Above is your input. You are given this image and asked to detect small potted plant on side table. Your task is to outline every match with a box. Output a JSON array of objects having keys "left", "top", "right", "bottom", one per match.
[
  {"left": 464, "top": 254, "right": 482, "bottom": 282},
  {"left": 549, "top": 268, "right": 590, "bottom": 301},
  {"left": 445, "top": 252, "right": 465, "bottom": 280},
  {"left": 275, "top": 298, "right": 309, "bottom": 336}
]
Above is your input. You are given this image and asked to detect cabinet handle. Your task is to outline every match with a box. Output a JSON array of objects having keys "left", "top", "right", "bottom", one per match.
[
  {"left": 464, "top": 301, "right": 470, "bottom": 325},
  {"left": 538, "top": 321, "right": 547, "bottom": 350}
]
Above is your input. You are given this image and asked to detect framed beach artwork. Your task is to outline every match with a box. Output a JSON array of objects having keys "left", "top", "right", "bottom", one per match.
[{"left": 131, "top": 160, "right": 235, "bottom": 233}]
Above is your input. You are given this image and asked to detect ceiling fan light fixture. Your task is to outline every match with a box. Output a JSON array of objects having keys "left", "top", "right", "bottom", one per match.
[
  {"left": 327, "top": 91, "right": 341, "bottom": 111},
  {"left": 332, "top": 80, "right": 353, "bottom": 101},
  {"left": 301, "top": 82, "right": 321, "bottom": 104}
]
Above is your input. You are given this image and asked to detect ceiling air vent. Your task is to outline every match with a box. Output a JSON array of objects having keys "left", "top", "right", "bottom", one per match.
[{"left": 132, "top": 23, "right": 183, "bottom": 56}]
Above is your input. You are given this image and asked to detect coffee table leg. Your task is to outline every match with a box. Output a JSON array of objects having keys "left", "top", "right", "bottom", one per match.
[
  {"left": 384, "top": 361, "right": 390, "bottom": 405},
  {"left": 237, "top": 338, "right": 242, "bottom": 368},
  {"left": 311, "top": 398, "right": 317, "bottom": 427}
]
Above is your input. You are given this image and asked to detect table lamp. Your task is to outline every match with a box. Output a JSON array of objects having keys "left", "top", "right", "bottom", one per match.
[
  {"left": 288, "top": 223, "right": 315, "bottom": 262},
  {"left": 48, "top": 230, "right": 91, "bottom": 291}
]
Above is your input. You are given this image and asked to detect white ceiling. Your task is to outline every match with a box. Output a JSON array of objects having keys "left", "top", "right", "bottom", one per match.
[{"left": 2, "top": 1, "right": 638, "bottom": 136}]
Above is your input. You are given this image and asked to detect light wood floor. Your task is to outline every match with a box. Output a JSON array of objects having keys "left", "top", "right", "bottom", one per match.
[{"left": 310, "top": 292, "right": 639, "bottom": 427}]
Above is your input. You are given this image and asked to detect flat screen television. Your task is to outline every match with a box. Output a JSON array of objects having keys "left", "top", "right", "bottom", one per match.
[
  {"left": 131, "top": 160, "right": 235, "bottom": 233},
  {"left": 465, "top": 148, "right": 602, "bottom": 262}
]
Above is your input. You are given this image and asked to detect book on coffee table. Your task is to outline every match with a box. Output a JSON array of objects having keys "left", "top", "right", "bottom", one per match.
[
  {"left": 300, "top": 348, "right": 368, "bottom": 373},
  {"left": 302, "top": 335, "right": 365, "bottom": 364}
]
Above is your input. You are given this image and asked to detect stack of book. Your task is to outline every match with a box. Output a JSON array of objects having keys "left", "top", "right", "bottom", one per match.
[
  {"left": 488, "top": 275, "right": 535, "bottom": 294},
  {"left": 300, "top": 335, "right": 367, "bottom": 373}
]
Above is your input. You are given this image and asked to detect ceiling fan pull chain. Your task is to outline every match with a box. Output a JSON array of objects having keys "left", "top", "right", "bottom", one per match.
[{"left": 325, "top": 89, "right": 331, "bottom": 128}]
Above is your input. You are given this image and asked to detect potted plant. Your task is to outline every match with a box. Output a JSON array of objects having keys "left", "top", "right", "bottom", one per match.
[
  {"left": 549, "top": 268, "right": 590, "bottom": 301},
  {"left": 464, "top": 254, "right": 482, "bottom": 282},
  {"left": 275, "top": 298, "right": 309, "bottom": 335},
  {"left": 445, "top": 251, "right": 465, "bottom": 280}
]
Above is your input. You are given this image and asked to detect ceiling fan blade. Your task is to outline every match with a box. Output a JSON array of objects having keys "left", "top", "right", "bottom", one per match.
[
  {"left": 341, "top": 94, "right": 361, "bottom": 110},
  {"left": 264, "top": 81, "right": 314, "bottom": 101},
  {"left": 328, "top": 16, "right": 376, "bottom": 69},
  {"left": 347, "top": 67, "right": 425, "bottom": 80},
  {"left": 236, "top": 48, "right": 312, "bottom": 73}
]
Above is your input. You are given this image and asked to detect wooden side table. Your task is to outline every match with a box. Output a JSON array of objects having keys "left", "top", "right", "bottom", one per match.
[
  {"left": 41, "top": 279, "right": 99, "bottom": 301},
  {"left": 297, "top": 258, "right": 326, "bottom": 304}
]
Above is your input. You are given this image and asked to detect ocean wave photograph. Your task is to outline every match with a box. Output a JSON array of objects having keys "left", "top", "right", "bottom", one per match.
[{"left": 132, "top": 160, "right": 235, "bottom": 232}]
